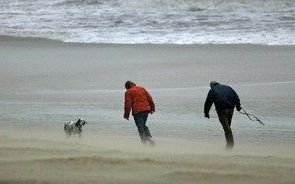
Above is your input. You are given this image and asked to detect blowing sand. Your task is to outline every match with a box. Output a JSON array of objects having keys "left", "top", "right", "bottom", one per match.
[
  {"left": 0, "top": 36, "right": 295, "bottom": 183},
  {"left": 1, "top": 133, "right": 295, "bottom": 184}
]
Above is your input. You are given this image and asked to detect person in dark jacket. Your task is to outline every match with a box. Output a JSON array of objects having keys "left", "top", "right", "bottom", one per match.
[
  {"left": 124, "top": 81, "right": 155, "bottom": 145},
  {"left": 204, "top": 81, "right": 241, "bottom": 149}
]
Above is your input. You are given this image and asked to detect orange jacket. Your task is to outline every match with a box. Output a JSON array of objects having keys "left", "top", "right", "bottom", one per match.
[{"left": 124, "top": 85, "right": 155, "bottom": 118}]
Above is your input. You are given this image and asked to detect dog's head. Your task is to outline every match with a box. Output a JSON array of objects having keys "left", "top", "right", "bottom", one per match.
[{"left": 75, "top": 118, "right": 87, "bottom": 128}]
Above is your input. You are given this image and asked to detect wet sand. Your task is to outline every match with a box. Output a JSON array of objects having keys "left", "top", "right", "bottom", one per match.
[{"left": 0, "top": 36, "right": 295, "bottom": 183}]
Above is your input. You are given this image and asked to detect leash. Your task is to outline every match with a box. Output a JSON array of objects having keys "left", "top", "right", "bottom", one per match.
[{"left": 239, "top": 107, "right": 264, "bottom": 126}]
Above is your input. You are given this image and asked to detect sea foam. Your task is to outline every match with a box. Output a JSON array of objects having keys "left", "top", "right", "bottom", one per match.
[{"left": 0, "top": 0, "right": 294, "bottom": 45}]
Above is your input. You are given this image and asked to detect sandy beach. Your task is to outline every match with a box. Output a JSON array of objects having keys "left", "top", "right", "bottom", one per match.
[
  {"left": 1, "top": 133, "right": 295, "bottom": 184},
  {"left": 0, "top": 36, "right": 295, "bottom": 184}
]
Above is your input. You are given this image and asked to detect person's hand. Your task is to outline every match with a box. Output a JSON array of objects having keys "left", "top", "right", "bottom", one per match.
[
  {"left": 236, "top": 105, "right": 241, "bottom": 112},
  {"left": 204, "top": 113, "right": 210, "bottom": 119},
  {"left": 150, "top": 111, "right": 155, "bottom": 114}
]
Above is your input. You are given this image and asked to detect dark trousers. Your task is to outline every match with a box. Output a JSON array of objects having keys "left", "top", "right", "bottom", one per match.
[
  {"left": 134, "top": 112, "right": 152, "bottom": 144},
  {"left": 217, "top": 109, "right": 234, "bottom": 149}
]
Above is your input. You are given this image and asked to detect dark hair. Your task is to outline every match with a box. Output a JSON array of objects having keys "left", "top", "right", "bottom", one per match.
[{"left": 125, "top": 81, "right": 135, "bottom": 89}]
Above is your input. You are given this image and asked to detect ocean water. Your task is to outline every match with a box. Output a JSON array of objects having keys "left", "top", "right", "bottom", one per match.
[{"left": 0, "top": 0, "right": 294, "bottom": 45}]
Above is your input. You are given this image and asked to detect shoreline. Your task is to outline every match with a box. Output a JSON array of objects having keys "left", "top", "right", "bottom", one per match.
[{"left": 1, "top": 35, "right": 295, "bottom": 48}]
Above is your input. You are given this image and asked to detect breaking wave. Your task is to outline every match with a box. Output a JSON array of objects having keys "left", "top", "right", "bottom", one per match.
[{"left": 0, "top": 0, "right": 294, "bottom": 45}]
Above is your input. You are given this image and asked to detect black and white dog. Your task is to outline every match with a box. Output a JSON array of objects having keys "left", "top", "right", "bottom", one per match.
[{"left": 64, "top": 118, "right": 87, "bottom": 137}]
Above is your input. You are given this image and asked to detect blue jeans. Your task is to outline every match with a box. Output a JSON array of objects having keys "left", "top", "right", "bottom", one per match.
[{"left": 133, "top": 112, "right": 152, "bottom": 143}]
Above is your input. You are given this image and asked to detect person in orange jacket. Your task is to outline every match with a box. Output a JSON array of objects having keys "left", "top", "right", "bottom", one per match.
[{"left": 124, "top": 81, "right": 155, "bottom": 145}]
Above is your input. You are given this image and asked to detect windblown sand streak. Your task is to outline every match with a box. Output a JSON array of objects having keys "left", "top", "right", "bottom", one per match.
[{"left": 1, "top": 135, "right": 295, "bottom": 184}]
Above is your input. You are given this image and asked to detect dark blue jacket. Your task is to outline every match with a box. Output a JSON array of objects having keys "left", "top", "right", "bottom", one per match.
[{"left": 204, "top": 84, "right": 241, "bottom": 114}]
